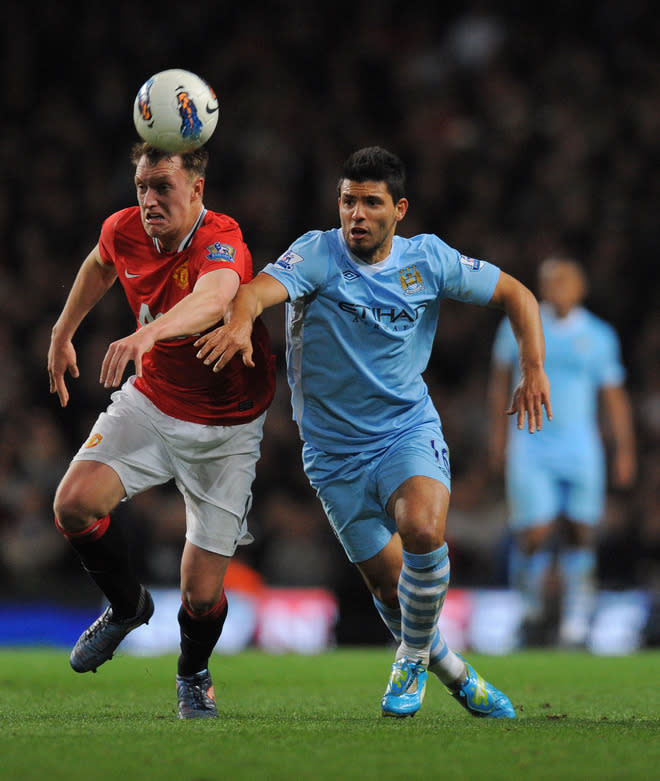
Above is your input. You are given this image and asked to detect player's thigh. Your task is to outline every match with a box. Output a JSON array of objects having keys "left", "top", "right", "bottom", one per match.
[
  {"left": 385, "top": 475, "right": 450, "bottom": 527},
  {"left": 173, "top": 413, "right": 266, "bottom": 557},
  {"left": 54, "top": 459, "right": 126, "bottom": 529},
  {"left": 506, "top": 456, "right": 558, "bottom": 529},
  {"left": 180, "top": 540, "right": 232, "bottom": 610},
  {"left": 377, "top": 424, "right": 451, "bottom": 510},
  {"left": 385, "top": 475, "right": 450, "bottom": 551},
  {"left": 378, "top": 425, "right": 451, "bottom": 544},
  {"left": 303, "top": 444, "right": 395, "bottom": 564},
  {"left": 70, "top": 382, "right": 175, "bottom": 498},
  {"left": 564, "top": 463, "right": 606, "bottom": 525}
]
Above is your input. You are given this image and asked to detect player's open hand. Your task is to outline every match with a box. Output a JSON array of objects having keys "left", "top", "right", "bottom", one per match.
[
  {"left": 507, "top": 365, "right": 552, "bottom": 433},
  {"left": 195, "top": 322, "right": 255, "bottom": 372},
  {"left": 48, "top": 339, "right": 79, "bottom": 408},
  {"left": 100, "top": 329, "right": 156, "bottom": 388}
]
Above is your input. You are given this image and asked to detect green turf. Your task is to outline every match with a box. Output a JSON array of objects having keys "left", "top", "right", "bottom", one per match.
[{"left": 0, "top": 648, "right": 657, "bottom": 780}]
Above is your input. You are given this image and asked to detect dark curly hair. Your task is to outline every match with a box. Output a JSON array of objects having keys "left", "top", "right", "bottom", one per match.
[{"left": 337, "top": 146, "right": 406, "bottom": 202}]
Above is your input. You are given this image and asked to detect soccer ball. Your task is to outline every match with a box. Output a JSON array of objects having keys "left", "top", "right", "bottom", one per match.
[{"left": 133, "top": 69, "right": 219, "bottom": 153}]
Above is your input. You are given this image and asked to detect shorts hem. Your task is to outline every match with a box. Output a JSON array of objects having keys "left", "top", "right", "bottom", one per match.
[{"left": 185, "top": 532, "right": 247, "bottom": 557}]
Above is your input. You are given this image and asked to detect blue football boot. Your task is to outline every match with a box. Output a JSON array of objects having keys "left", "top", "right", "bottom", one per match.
[
  {"left": 176, "top": 669, "right": 218, "bottom": 719},
  {"left": 450, "top": 661, "right": 516, "bottom": 718},
  {"left": 381, "top": 657, "right": 428, "bottom": 718},
  {"left": 70, "top": 587, "right": 154, "bottom": 673}
]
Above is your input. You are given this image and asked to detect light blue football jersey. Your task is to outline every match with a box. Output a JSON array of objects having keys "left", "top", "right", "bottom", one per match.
[
  {"left": 492, "top": 303, "right": 626, "bottom": 525},
  {"left": 262, "top": 228, "right": 500, "bottom": 454},
  {"left": 492, "top": 303, "right": 626, "bottom": 432}
]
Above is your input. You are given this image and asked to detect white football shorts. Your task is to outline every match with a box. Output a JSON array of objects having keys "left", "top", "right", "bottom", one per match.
[{"left": 72, "top": 378, "right": 266, "bottom": 556}]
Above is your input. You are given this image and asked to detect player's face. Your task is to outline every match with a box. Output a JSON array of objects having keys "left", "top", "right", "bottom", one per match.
[
  {"left": 134, "top": 155, "right": 204, "bottom": 251},
  {"left": 539, "top": 263, "right": 586, "bottom": 317},
  {"left": 338, "top": 180, "right": 408, "bottom": 264}
]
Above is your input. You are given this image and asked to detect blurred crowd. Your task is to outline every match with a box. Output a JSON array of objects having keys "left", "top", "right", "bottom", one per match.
[{"left": 1, "top": 1, "right": 658, "bottom": 641}]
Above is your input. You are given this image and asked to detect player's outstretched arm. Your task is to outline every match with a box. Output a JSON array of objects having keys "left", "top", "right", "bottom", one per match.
[
  {"left": 195, "top": 273, "right": 289, "bottom": 372},
  {"left": 487, "top": 362, "right": 513, "bottom": 474},
  {"left": 99, "top": 267, "right": 241, "bottom": 388},
  {"left": 488, "top": 271, "right": 552, "bottom": 433},
  {"left": 48, "top": 245, "right": 117, "bottom": 407},
  {"left": 601, "top": 384, "right": 637, "bottom": 488}
]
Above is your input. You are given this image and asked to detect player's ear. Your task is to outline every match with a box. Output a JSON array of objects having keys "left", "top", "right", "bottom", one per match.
[
  {"left": 394, "top": 197, "right": 409, "bottom": 222},
  {"left": 192, "top": 176, "right": 205, "bottom": 201}
]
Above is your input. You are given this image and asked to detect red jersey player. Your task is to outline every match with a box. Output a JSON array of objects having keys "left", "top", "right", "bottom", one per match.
[{"left": 48, "top": 143, "right": 275, "bottom": 719}]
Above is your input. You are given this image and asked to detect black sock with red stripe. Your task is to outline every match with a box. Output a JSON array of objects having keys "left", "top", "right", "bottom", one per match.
[
  {"left": 56, "top": 515, "right": 142, "bottom": 620},
  {"left": 177, "top": 592, "right": 228, "bottom": 676}
]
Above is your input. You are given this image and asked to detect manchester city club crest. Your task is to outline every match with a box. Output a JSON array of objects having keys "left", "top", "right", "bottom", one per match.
[{"left": 400, "top": 265, "right": 424, "bottom": 295}]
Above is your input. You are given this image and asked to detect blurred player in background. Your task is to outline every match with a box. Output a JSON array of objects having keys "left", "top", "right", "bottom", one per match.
[
  {"left": 48, "top": 143, "right": 275, "bottom": 718},
  {"left": 195, "top": 146, "right": 551, "bottom": 719},
  {"left": 489, "top": 257, "right": 636, "bottom": 647}
]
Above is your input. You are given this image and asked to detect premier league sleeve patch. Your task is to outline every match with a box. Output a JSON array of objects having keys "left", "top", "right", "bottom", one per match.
[
  {"left": 459, "top": 254, "right": 484, "bottom": 271},
  {"left": 206, "top": 242, "right": 236, "bottom": 262},
  {"left": 274, "top": 250, "right": 304, "bottom": 271}
]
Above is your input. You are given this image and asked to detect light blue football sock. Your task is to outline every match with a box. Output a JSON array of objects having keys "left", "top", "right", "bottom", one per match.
[
  {"left": 372, "top": 595, "right": 401, "bottom": 641},
  {"left": 558, "top": 547, "right": 596, "bottom": 642},
  {"left": 510, "top": 545, "right": 553, "bottom": 622},
  {"left": 373, "top": 591, "right": 465, "bottom": 687},
  {"left": 397, "top": 544, "right": 450, "bottom": 667}
]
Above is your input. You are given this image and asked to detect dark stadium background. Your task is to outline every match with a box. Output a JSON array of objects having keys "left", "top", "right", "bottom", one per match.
[{"left": 1, "top": 0, "right": 658, "bottom": 648}]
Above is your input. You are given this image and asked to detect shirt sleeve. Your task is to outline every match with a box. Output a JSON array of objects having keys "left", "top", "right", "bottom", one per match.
[
  {"left": 197, "top": 229, "right": 250, "bottom": 283},
  {"left": 430, "top": 237, "right": 500, "bottom": 305},
  {"left": 261, "top": 230, "right": 331, "bottom": 301},
  {"left": 98, "top": 213, "right": 119, "bottom": 266},
  {"left": 596, "top": 321, "right": 626, "bottom": 387}
]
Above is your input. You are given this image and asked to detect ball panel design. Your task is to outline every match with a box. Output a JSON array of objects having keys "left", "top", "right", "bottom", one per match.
[{"left": 133, "top": 69, "right": 219, "bottom": 153}]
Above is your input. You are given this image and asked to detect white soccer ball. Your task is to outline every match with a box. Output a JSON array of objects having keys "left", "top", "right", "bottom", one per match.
[{"left": 133, "top": 69, "right": 219, "bottom": 153}]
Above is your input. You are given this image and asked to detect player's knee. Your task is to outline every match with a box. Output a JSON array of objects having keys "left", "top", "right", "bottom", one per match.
[
  {"left": 180, "top": 583, "right": 226, "bottom": 618},
  {"left": 53, "top": 482, "right": 104, "bottom": 533},
  {"left": 374, "top": 579, "right": 400, "bottom": 608},
  {"left": 399, "top": 525, "right": 445, "bottom": 555},
  {"left": 518, "top": 524, "right": 552, "bottom": 554},
  {"left": 181, "top": 596, "right": 218, "bottom": 618},
  {"left": 565, "top": 519, "right": 594, "bottom": 547}
]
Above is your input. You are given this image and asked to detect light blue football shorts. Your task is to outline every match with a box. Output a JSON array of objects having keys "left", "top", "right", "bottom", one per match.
[
  {"left": 302, "top": 423, "right": 451, "bottom": 564},
  {"left": 506, "top": 425, "right": 606, "bottom": 529}
]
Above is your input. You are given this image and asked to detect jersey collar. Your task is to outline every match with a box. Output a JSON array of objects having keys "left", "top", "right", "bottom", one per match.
[
  {"left": 337, "top": 228, "right": 397, "bottom": 272},
  {"left": 541, "top": 301, "right": 586, "bottom": 327},
  {"left": 152, "top": 207, "right": 207, "bottom": 253}
]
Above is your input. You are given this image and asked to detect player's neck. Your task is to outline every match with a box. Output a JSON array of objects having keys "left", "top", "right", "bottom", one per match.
[{"left": 156, "top": 206, "right": 205, "bottom": 253}]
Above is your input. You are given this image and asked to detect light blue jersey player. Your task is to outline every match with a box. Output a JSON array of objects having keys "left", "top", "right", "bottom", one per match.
[
  {"left": 197, "top": 147, "right": 552, "bottom": 719},
  {"left": 489, "top": 258, "right": 636, "bottom": 647},
  {"left": 267, "top": 228, "right": 498, "bottom": 563}
]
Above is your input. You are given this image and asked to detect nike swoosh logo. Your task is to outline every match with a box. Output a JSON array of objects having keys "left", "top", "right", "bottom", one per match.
[
  {"left": 206, "top": 103, "right": 219, "bottom": 114},
  {"left": 124, "top": 270, "right": 140, "bottom": 278}
]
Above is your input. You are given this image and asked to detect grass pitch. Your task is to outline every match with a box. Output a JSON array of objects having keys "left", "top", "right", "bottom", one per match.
[{"left": 0, "top": 647, "right": 657, "bottom": 781}]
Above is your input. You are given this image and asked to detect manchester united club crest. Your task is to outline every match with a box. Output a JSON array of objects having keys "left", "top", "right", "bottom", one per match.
[
  {"left": 172, "top": 260, "right": 189, "bottom": 289},
  {"left": 84, "top": 433, "right": 103, "bottom": 449}
]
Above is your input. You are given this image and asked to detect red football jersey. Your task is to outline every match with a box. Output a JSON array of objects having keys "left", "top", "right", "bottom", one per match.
[{"left": 98, "top": 207, "right": 276, "bottom": 425}]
